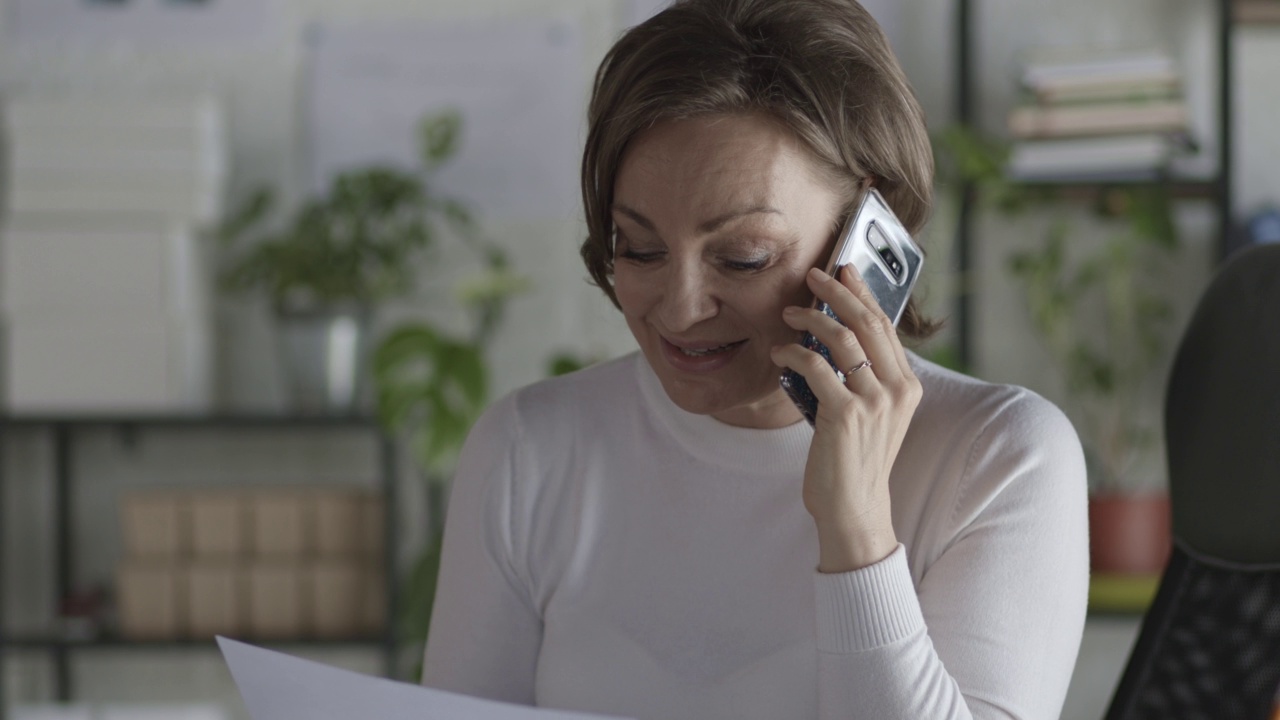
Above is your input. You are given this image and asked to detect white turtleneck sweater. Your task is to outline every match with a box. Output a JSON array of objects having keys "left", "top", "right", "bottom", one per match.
[{"left": 421, "top": 351, "right": 1089, "bottom": 720}]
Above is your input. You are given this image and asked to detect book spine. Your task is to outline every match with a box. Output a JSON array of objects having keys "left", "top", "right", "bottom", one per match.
[{"left": 1008, "top": 103, "right": 1187, "bottom": 139}]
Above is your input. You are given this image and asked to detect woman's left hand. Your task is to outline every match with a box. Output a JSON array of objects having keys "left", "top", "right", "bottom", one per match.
[{"left": 770, "top": 266, "right": 923, "bottom": 573}]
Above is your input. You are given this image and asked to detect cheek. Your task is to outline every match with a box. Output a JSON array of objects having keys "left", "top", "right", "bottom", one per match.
[
  {"left": 740, "top": 274, "right": 808, "bottom": 333},
  {"left": 612, "top": 268, "right": 649, "bottom": 317},
  {"left": 768, "top": 265, "right": 815, "bottom": 312}
]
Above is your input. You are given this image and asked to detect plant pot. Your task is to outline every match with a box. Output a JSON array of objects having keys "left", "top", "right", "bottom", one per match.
[
  {"left": 275, "top": 305, "right": 371, "bottom": 415},
  {"left": 1088, "top": 493, "right": 1172, "bottom": 575}
]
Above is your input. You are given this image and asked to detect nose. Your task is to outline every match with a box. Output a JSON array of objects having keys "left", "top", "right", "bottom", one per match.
[{"left": 655, "top": 258, "right": 719, "bottom": 332}]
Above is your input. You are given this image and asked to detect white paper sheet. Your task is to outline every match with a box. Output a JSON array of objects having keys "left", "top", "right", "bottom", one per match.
[
  {"left": 217, "top": 637, "right": 632, "bottom": 720},
  {"left": 307, "top": 19, "right": 584, "bottom": 221}
]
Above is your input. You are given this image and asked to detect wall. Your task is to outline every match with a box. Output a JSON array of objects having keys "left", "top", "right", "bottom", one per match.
[{"left": 1, "top": 0, "right": 1279, "bottom": 716}]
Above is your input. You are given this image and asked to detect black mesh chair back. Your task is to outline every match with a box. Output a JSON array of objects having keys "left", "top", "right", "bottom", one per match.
[{"left": 1103, "top": 243, "right": 1280, "bottom": 720}]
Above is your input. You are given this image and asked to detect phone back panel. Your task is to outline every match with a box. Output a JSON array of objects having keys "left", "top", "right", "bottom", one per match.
[{"left": 779, "top": 189, "right": 923, "bottom": 424}]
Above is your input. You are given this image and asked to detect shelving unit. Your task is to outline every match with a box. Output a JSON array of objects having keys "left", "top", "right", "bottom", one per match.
[
  {"left": 0, "top": 414, "right": 400, "bottom": 719},
  {"left": 951, "top": 0, "right": 1243, "bottom": 368}
]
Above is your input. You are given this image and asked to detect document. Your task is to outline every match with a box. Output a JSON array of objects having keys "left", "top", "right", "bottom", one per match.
[{"left": 217, "top": 637, "right": 632, "bottom": 720}]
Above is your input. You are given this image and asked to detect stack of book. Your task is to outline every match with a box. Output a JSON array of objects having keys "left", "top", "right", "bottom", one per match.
[
  {"left": 0, "top": 95, "right": 225, "bottom": 413},
  {"left": 1006, "top": 50, "right": 1192, "bottom": 182},
  {"left": 1237, "top": 0, "right": 1280, "bottom": 24}
]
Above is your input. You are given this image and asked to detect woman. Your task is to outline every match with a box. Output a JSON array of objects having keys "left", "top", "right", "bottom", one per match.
[{"left": 422, "top": 1, "right": 1089, "bottom": 718}]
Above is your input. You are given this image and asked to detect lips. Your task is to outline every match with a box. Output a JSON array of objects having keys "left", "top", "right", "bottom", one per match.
[
  {"left": 677, "top": 341, "right": 742, "bottom": 356},
  {"left": 660, "top": 336, "right": 747, "bottom": 373}
]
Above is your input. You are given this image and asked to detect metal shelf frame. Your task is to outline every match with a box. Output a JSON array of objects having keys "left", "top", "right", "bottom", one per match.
[
  {"left": 951, "top": 0, "right": 1238, "bottom": 369},
  {"left": 0, "top": 413, "right": 400, "bottom": 718}
]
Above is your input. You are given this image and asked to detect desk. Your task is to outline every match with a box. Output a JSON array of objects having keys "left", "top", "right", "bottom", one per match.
[{"left": 1061, "top": 616, "right": 1143, "bottom": 720}]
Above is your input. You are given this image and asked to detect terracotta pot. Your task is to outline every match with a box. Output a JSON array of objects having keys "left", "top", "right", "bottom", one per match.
[{"left": 1088, "top": 493, "right": 1172, "bottom": 575}]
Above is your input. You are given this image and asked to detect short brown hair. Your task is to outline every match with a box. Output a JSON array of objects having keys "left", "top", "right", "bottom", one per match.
[{"left": 580, "top": 0, "right": 939, "bottom": 338}]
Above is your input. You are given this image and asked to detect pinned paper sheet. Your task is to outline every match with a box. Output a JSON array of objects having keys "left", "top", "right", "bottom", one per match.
[
  {"left": 217, "top": 638, "right": 631, "bottom": 720},
  {"left": 307, "top": 19, "right": 584, "bottom": 221}
]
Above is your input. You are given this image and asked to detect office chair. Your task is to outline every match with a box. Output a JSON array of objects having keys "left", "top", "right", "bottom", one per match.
[{"left": 1103, "top": 243, "right": 1280, "bottom": 720}]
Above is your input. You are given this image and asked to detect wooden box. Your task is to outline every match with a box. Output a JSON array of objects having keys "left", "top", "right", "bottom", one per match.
[
  {"left": 117, "top": 563, "right": 183, "bottom": 640},
  {"left": 185, "top": 563, "right": 245, "bottom": 638},
  {"left": 119, "top": 490, "right": 187, "bottom": 560}
]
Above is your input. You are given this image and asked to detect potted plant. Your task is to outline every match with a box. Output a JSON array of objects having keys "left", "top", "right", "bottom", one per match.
[
  {"left": 217, "top": 110, "right": 471, "bottom": 414},
  {"left": 939, "top": 126, "right": 1179, "bottom": 575}
]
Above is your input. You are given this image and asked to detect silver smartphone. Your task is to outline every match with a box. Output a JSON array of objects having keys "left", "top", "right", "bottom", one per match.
[{"left": 779, "top": 188, "right": 924, "bottom": 425}]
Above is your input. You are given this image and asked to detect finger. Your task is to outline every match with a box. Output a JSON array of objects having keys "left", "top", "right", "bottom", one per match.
[
  {"left": 840, "top": 265, "right": 914, "bottom": 377},
  {"left": 781, "top": 305, "right": 878, "bottom": 393},
  {"left": 806, "top": 267, "right": 901, "bottom": 382},
  {"left": 770, "top": 341, "right": 855, "bottom": 412}
]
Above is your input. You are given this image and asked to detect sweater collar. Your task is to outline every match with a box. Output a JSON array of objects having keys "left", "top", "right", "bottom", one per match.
[{"left": 632, "top": 353, "right": 813, "bottom": 477}]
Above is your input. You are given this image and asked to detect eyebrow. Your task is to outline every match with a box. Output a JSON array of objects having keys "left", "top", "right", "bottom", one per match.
[{"left": 612, "top": 203, "right": 783, "bottom": 234}]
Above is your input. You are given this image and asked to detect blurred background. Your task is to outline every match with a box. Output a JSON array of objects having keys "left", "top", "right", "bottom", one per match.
[{"left": 0, "top": 0, "right": 1277, "bottom": 719}]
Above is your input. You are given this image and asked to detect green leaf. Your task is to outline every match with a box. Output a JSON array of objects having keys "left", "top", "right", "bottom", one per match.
[
  {"left": 217, "top": 187, "right": 274, "bottom": 247},
  {"left": 456, "top": 268, "right": 532, "bottom": 307},
  {"left": 547, "top": 353, "right": 587, "bottom": 377},
  {"left": 421, "top": 110, "right": 463, "bottom": 169}
]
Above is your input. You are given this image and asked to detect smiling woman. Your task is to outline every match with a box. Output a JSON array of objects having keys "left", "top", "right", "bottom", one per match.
[
  {"left": 612, "top": 113, "right": 842, "bottom": 429},
  {"left": 420, "top": 1, "right": 1090, "bottom": 719}
]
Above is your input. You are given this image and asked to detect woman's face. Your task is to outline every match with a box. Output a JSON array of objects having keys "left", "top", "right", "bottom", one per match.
[{"left": 612, "top": 113, "right": 845, "bottom": 429}]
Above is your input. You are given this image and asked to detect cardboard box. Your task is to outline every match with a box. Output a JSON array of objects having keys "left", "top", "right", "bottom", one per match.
[
  {"left": 117, "top": 564, "right": 182, "bottom": 640},
  {"left": 250, "top": 490, "right": 310, "bottom": 558},
  {"left": 308, "top": 561, "right": 364, "bottom": 638},
  {"left": 313, "top": 491, "right": 367, "bottom": 559},
  {"left": 185, "top": 563, "right": 245, "bottom": 639},
  {"left": 2, "top": 310, "right": 211, "bottom": 413},
  {"left": 189, "top": 491, "right": 246, "bottom": 558},
  {"left": 5, "top": 96, "right": 226, "bottom": 225},
  {"left": 246, "top": 563, "right": 307, "bottom": 639},
  {"left": 6, "top": 95, "right": 224, "bottom": 161},
  {"left": 8, "top": 184, "right": 222, "bottom": 224},
  {"left": 0, "top": 218, "right": 205, "bottom": 316},
  {"left": 119, "top": 490, "right": 187, "bottom": 560}
]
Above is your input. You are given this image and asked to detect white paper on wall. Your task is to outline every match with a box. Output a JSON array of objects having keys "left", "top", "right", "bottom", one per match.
[
  {"left": 860, "top": 0, "right": 902, "bottom": 52},
  {"left": 5, "top": 0, "right": 284, "bottom": 46},
  {"left": 307, "top": 18, "right": 584, "bottom": 222},
  {"left": 626, "top": 0, "right": 673, "bottom": 27}
]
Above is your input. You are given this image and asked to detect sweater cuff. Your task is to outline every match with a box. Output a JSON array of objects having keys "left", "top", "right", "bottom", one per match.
[{"left": 813, "top": 544, "right": 925, "bottom": 653}]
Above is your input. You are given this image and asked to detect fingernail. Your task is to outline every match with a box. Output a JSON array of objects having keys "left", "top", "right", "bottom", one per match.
[
  {"left": 808, "top": 267, "right": 829, "bottom": 282},
  {"left": 782, "top": 306, "right": 800, "bottom": 317}
]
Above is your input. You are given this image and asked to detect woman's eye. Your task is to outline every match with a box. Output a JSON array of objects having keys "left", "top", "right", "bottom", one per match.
[
  {"left": 619, "top": 249, "right": 664, "bottom": 264},
  {"left": 723, "top": 256, "right": 770, "bottom": 272}
]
